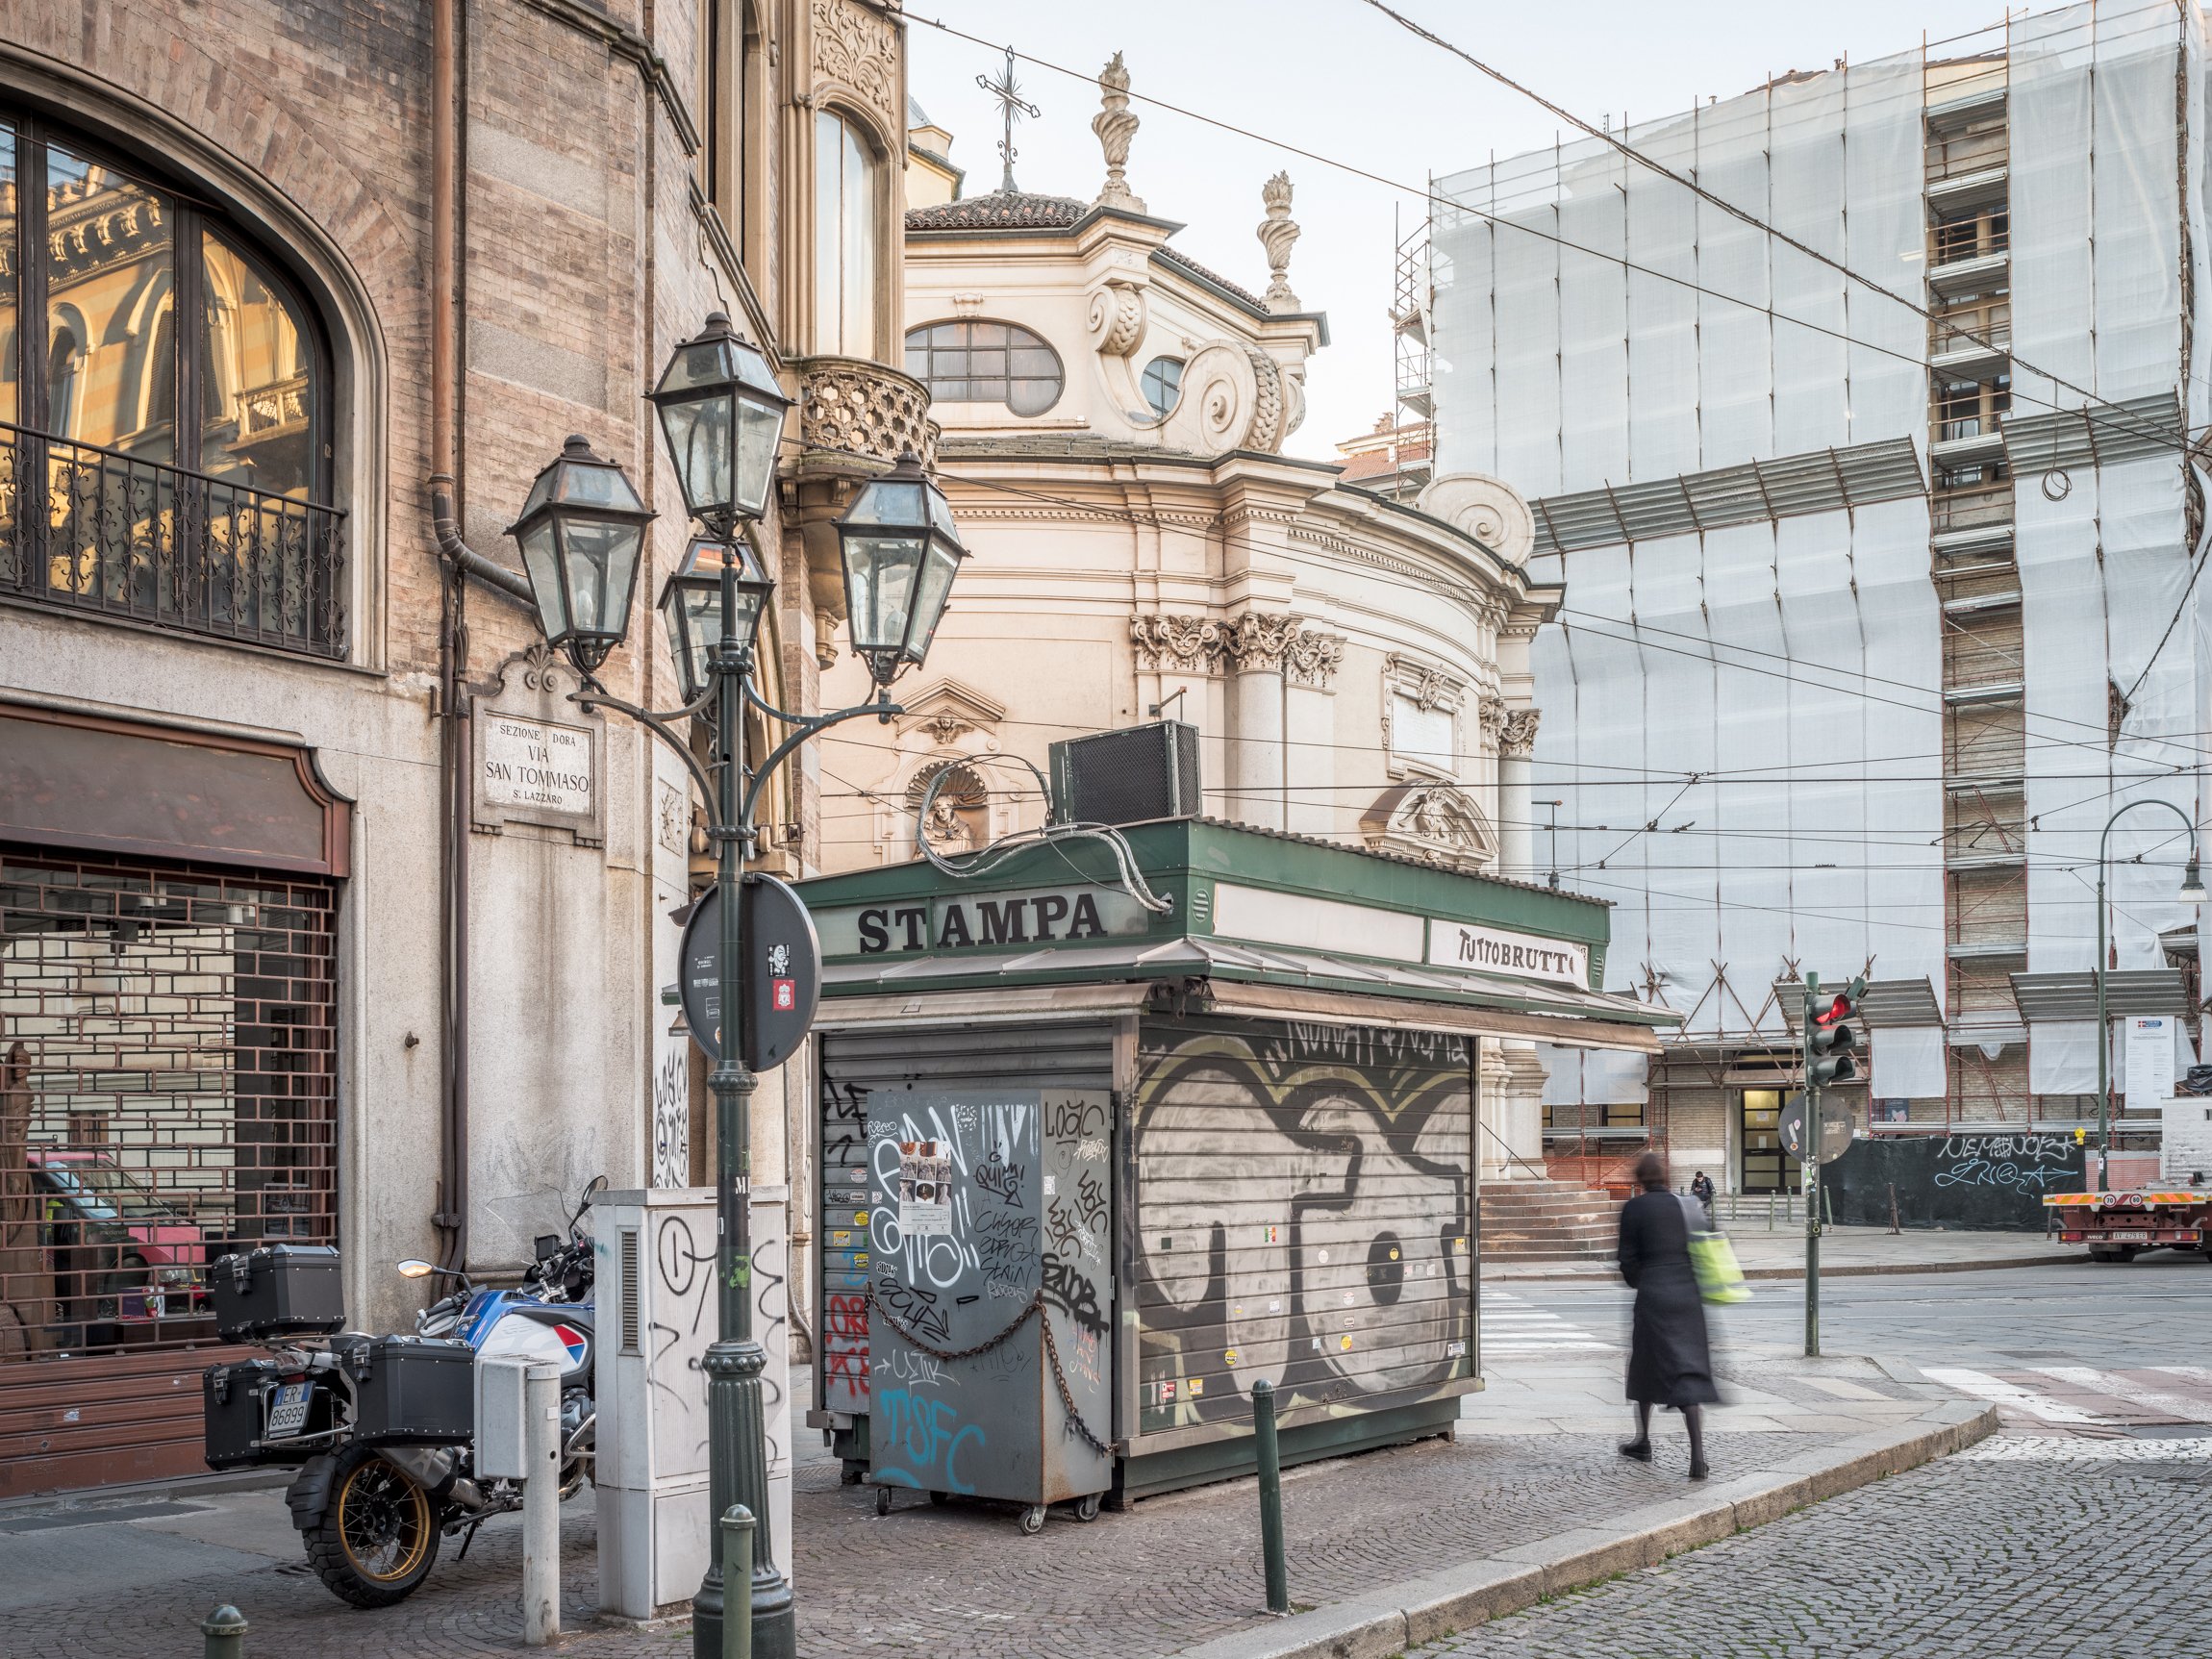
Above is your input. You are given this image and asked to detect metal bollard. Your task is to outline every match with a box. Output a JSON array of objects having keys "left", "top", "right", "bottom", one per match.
[
  {"left": 202, "top": 1604, "right": 247, "bottom": 1659},
  {"left": 1252, "top": 1378, "right": 1289, "bottom": 1616},
  {"left": 522, "top": 1361, "right": 562, "bottom": 1646},
  {"left": 719, "top": 1506, "right": 755, "bottom": 1659}
]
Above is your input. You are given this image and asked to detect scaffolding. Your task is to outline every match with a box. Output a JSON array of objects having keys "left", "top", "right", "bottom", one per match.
[{"left": 1427, "top": 0, "right": 2211, "bottom": 1184}]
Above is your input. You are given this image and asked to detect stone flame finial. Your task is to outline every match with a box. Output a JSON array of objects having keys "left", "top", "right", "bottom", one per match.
[
  {"left": 1092, "top": 52, "right": 1145, "bottom": 214},
  {"left": 1258, "top": 171, "right": 1300, "bottom": 312}
]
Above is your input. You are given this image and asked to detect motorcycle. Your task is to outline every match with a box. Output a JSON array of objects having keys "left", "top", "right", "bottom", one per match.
[{"left": 204, "top": 1178, "right": 603, "bottom": 1609}]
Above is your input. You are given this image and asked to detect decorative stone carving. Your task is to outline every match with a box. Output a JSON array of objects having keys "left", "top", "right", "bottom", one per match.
[
  {"left": 1417, "top": 472, "right": 1538, "bottom": 566},
  {"left": 1360, "top": 781, "right": 1496, "bottom": 870},
  {"left": 1087, "top": 279, "right": 1147, "bottom": 359},
  {"left": 810, "top": 0, "right": 901, "bottom": 138},
  {"left": 797, "top": 356, "right": 937, "bottom": 466},
  {"left": 1131, "top": 614, "right": 1230, "bottom": 675},
  {"left": 1384, "top": 652, "right": 1465, "bottom": 715},
  {"left": 894, "top": 677, "right": 1009, "bottom": 744},
  {"left": 1160, "top": 339, "right": 1287, "bottom": 456},
  {"left": 1224, "top": 612, "right": 1301, "bottom": 675},
  {"left": 906, "top": 758, "right": 990, "bottom": 852},
  {"left": 1092, "top": 52, "right": 1146, "bottom": 213},
  {"left": 1477, "top": 695, "right": 1506, "bottom": 746},
  {"left": 1499, "top": 707, "right": 1542, "bottom": 758},
  {"left": 1284, "top": 629, "right": 1345, "bottom": 691},
  {"left": 1257, "top": 171, "right": 1301, "bottom": 313}
]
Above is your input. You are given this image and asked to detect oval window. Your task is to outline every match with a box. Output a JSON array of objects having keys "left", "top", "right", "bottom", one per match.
[
  {"left": 1141, "top": 355, "right": 1185, "bottom": 417},
  {"left": 904, "top": 319, "right": 1063, "bottom": 416}
]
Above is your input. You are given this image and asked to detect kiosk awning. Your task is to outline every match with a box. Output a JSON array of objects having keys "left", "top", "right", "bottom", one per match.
[{"left": 817, "top": 935, "right": 1668, "bottom": 1050}]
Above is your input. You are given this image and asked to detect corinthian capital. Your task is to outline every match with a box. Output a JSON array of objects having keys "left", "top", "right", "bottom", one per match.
[
  {"left": 1499, "top": 707, "right": 1542, "bottom": 758},
  {"left": 1224, "top": 612, "right": 1301, "bottom": 674}
]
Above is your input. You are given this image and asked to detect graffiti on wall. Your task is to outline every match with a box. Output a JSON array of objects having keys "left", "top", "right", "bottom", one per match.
[
  {"left": 819, "top": 1078, "right": 871, "bottom": 1413},
  {"left": 1133, "top": 1018, "right": 1473, "bottom": 1438},
  {"left": 863, "top": 1090, "right": 1112, "bottom": 1499},
  {"left": 651, "top": 1045, "right": 689, "bottom": 1190}
]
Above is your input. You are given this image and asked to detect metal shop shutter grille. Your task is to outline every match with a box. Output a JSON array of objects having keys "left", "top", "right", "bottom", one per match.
[
  {"left": 815, "top": 1021, "right": 1115, "bottom": 1419},
  {"left": 1131, "top": 1017, "right": 1474, "bottom": 1445}
]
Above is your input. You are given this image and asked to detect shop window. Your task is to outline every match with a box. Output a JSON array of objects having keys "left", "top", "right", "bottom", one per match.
[
  {"left": 903, "top": 319, "right": 1064, "bottom": 415},
  {"left": 814, "top": 110, "right": 877, "bottom": 356},
  {"left": 0, "top": 112, "right": 342, "bottom": 656}
]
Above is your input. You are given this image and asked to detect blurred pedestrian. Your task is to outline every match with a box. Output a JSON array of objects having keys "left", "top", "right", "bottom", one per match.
[
  {"left": 1617, "top": 1150, "right": 1717, "bottom": 1479},
  {"left": 1690, "top": 1169, "right": 1716, "bottom": 1227}
]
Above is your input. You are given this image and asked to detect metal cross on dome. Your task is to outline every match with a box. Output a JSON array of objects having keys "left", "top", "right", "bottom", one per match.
[{"left": 976, "top": 45, "right": 1040, "bottom": 194}]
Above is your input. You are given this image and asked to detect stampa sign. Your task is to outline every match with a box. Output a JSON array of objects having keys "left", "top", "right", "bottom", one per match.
[
  {"left": 1427, "top": 918, "right": 1590, "bottom": 989},
  {"left": 813, "top": 885, "right": 1152, "bottom": 956}
]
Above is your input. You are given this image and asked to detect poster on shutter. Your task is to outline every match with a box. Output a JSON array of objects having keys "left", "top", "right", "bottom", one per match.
[
  {"left": 897, "top": 1141, "right": 953, "bottom": 1236},
  {"left": 2124, "top": 1015, "right": 2175, "bottom": 1112}
]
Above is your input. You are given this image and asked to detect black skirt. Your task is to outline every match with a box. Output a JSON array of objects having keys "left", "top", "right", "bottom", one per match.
[{"left": 1617, "top": 1191, "right": 1721, "bottom": 1407}]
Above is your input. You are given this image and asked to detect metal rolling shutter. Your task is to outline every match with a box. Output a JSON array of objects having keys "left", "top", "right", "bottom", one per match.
[
  {"left": 1130, "top": 1016, "right": 1476, "bottom": 1445},
  {"left": 815, "top": 1021, "right": 1117, "bottom": 1420}
]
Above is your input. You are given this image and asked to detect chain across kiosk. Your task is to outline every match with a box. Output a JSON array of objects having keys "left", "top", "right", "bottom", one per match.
[{"left": 795, "top": 814, "right": 1672, "bottom": 1522}]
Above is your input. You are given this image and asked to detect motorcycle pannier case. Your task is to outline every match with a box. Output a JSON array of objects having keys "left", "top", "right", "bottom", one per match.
[
  {"left": 209, "top": 1244, "right": 345, "bottom": 1342},
  {"left": 347, "top": 1336, "right": 474, "bottom": 1446},
  {"left": 202, "top": 1358, "right": 286, "bottom": 1469}
]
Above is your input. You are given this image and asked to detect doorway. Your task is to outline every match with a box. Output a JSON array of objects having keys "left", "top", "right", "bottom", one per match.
[{"left": 1738, "top": 1088, "right": 1802, "bottom": 1194}]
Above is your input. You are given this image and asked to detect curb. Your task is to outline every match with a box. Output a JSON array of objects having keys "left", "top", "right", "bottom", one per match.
[{"left": 1167, "top": 1400, "right": 1998, "bottom": 1659}]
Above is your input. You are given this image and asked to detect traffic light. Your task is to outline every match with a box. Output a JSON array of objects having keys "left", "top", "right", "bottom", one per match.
[{"left": 1806, "top": 975, "right": 1865, "bottom": 1088}]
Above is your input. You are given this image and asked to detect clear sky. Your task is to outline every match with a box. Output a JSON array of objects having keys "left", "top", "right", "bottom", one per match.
[{"left": 906, "top": 0, "right": 2013, "bottom": 463}]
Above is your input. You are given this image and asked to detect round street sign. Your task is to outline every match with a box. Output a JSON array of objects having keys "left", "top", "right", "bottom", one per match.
[
  {"left": 678, "top": 874, "right": 822, "bottom": 1070},
  {"left": 1778, "top": 1097, "right": 1851, "bottom": 1161}
]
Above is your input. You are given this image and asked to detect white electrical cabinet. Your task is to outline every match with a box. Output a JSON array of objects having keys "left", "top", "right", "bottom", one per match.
[{"left": 594, "top": 1185, "right": 792, "bottom": 1620}]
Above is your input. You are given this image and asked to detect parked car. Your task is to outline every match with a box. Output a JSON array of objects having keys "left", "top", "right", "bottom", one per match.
[{"left": 27, "top": 1149, "right": 210, "bottom": 1333}]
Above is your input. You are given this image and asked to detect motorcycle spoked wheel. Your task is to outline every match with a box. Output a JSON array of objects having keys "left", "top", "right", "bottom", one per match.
[{"left": 304, "top": 1444, "right": 442, "bottom": 1607}]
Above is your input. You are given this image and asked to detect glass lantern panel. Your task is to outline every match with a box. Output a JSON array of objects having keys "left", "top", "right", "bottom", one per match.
[
  {"left": 844, "top": 531, "right": 923, "bottom": 654},
  {"left": 554, "top": 462, "right": 643, "bottom": 513},
  {"left": 661, "top": 338, "right": 732, "bottom": 393},
  {"left": 843, "top": 478, "right": 924, "bottom": 528},
  {"left": 560, "top": 517, "right": 638, "bottom": 636},
  {"left": 905, "top": 536, "right": 961, "bottom": 664},
  {"left": 661, "top": 588, "right": 702, "bottom": 699},
  {"left": 927, "top": 487, "right": 960, "bottom": 542},
  {"left": 733, "top": 394, "right": 783, "bottom": 520},
  {"left": 659, "top": 394, "right": 735, "bottom": 516},
  {"left": 518, "top": 521, "right": 566, "bottom": 638}
]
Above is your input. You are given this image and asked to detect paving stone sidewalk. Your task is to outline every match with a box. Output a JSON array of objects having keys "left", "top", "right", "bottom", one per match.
[
  {"left": 0, "top": 1349, "right": 1968, "bottom": 1659},
  {"left": 1490, "top": 1222, "right": 2077, "bottom": 1281}
]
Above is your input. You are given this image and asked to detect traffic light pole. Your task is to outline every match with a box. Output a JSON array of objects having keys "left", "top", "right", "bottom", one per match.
[{"left": 1802, "top": 975, "right": 1822, "bottom": 1360}]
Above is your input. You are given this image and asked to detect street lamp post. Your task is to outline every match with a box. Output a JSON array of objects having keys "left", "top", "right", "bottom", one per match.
[
  {"left": 2093, "top": 800, "right": 2207, "bottom": 1191},
  {"left": 506, "top": 315, "right": 968, "bottom": 1659}
]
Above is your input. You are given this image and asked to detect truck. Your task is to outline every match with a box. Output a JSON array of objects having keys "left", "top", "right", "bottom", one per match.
[{"left": 2044, "top": 1189, "right": 2212, "bottom": 1263}]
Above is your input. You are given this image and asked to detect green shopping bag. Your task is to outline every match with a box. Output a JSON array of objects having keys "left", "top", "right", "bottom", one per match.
[
  {"left": 1678, "top": 1194, "right": 1750, "bottom": 1303},
  {"left": 1687, "top": 1228, "right": 1751, "bottom": 1304}
]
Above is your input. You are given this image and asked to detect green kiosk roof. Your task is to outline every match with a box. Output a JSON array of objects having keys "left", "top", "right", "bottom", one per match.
[{"left": 792, "top": 818, "right": 1676, "bottom": 1047}]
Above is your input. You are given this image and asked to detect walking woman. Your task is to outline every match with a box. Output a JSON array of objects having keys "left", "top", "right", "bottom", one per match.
[{"left": 1617, "top": 1151, "right": 1718, "bottom": 1478}]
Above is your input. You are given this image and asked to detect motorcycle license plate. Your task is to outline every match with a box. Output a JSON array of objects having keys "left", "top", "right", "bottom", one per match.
[{"left": 266, "top": 1382, "right": 312, "bottom": 1438}]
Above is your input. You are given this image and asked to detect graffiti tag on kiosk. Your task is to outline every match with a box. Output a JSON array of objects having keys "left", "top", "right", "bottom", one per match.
[{"left": 876, "top": 1388, "right": 984, "bottom": 1493}]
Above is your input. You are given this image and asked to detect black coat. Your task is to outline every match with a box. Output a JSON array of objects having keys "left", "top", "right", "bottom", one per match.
[{"left": 1617, "top": 1190, "right": 1720, "bottom": 1407}]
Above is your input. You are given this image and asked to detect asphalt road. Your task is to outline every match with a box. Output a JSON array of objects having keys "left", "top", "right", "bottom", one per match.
[
  {"left": 1499, "top": 1253, "right": 2212, "bottom": 1370},
  {"left": 1409, "top": 1257, "right": 2212, "bottom": 1658}
]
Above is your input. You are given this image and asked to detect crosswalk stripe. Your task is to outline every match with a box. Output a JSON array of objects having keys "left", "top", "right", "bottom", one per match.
[
  {"left": 1957, "top": 1435, "right": 2212, "bottom": 1462},
  {"left": 1922, "top": 1367, "right": 2115, "bottom": 1425},
  {"left": 2153, "top": 1366, "right": 2212, "bottom": 1389},
  {"left": 2028, "top": 1366, "right": 2212, "bottom": 1423}
]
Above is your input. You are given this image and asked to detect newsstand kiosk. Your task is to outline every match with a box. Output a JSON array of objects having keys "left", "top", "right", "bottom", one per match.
[{"left": 796, "top": 819, "right": 1672, "bottom": 1522}]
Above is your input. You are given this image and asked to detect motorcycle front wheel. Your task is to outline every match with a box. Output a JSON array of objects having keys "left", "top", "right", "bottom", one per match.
[{"left": 304, "top": 1444, "right": 441, "bottom": 1607}]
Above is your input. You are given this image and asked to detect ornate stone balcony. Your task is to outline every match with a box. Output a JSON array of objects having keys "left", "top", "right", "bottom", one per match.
[{"left": 791, "top": 355, "right": 936, "bottom": 476}]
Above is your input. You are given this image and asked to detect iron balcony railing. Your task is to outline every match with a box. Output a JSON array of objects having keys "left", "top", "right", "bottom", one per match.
[{"left": 0, "top": 420, "right": 347, "bottom": 659}]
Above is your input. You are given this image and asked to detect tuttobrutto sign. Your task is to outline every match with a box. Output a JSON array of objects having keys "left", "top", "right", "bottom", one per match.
[
  {"left": 813, "top": 885, "right": 1152, "bottom": 957},
  {"left": 1427, "top": 919, "right": 1589, "bottom": 989}
]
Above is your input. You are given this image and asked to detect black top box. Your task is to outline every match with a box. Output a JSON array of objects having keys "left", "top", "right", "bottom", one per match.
[{"left": 209, "top": 1244, "right": 345, "bottom": 1343}]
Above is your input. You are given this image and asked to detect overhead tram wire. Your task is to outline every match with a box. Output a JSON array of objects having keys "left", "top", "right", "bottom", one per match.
[
  {"left": 1351, "top": 0, "right": 2191, "bottom": 461},
  {"left": 777, "top": 434, "right": 2212, "bottom": 768},
  {"left": 899, "top": 9, "right": 2208, "bottom": 467}
]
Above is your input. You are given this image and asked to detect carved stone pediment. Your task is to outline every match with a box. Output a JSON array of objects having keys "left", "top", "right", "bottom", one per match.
[
  {"left": 893, "top": 677, "right": 1009, "bottom": 744},
  {"left": 1360, "top": 781, "right": 1495, "bottom": 871}
]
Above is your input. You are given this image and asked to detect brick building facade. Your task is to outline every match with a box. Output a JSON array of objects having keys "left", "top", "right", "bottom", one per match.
[{"left": 0, "top": 0, "right": 925, "bottom": 1494}]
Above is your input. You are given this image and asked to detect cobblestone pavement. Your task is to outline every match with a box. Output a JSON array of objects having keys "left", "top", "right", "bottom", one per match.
[
  {"left": 1408, "top": 1433, "right": 2212, "bottom": 1659},
  {"left": 9, "top": 1424, "right": 1816, "bottom": 1658}
]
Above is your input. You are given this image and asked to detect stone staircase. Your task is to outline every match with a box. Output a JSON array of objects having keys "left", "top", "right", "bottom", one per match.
[{"left": 1480, "top": 1180, "right": 1622, "bottom": 1264}]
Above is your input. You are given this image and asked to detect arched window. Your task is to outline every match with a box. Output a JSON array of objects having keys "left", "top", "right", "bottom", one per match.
[
  {"left": 814, "top": 110, "right": 877, "bottom": 356},
  {"left": 1141, "top": 355, "right": 1185, "bottom": 417},
  {"left": 0, "top": 111, "right": 341, "bottom": 655},
  {"left": 904, "top": 320, "right": 1063, "bottom": 416}
]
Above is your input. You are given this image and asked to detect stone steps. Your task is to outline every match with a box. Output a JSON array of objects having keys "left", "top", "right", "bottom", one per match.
[{"left": 1480, "top": 1181, "right": 1622, "bottom": 1261}]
